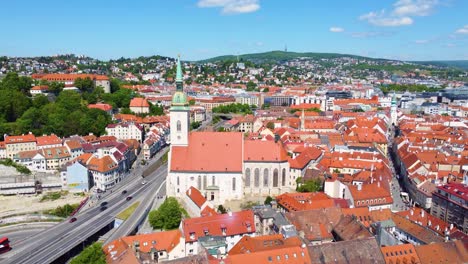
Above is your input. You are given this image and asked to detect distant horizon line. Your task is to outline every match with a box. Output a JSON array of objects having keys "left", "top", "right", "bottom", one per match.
[{"left": 1, "top": 50, "right": 467, "bottom": 63}]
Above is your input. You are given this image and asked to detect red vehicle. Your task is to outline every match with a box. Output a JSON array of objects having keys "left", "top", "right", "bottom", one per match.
[{"left": 0, "top": 237, "right": 11, "bottom": 254}]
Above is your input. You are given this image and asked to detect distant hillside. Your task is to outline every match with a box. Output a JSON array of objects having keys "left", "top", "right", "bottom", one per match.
[
  {"left": 198, "top": 50, "right": 379, "bottom": 63},
  {"left": 411, "top": 60, "right": 468, "bottom": 70}
]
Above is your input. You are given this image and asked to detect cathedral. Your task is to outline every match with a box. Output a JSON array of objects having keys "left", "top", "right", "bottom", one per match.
[{"left": 166, "top": 56, "right": 295, "bottom": 204}]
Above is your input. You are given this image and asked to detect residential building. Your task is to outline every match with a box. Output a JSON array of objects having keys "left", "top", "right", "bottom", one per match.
[
  {"left": 431, "top": 183, "right": 468, "bottom": 233},
  {"left": 105, "top": 122, "right": 144, "bottom": 143},
  {"left": 31, "top": 73, "right": 110, "bottom": 93},
  {"left": 129, "top": 98, "right": 150, "bottom": 114},
  {"left": 5, "top": 134, "right": 37, "bottom": 159}
]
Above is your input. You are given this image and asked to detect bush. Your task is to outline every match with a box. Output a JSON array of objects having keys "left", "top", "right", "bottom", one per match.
[
  {"left": 217, "top": 205, "right": 227, "bottom": 214},
  {"left": 46, "top": 203, "right": 79, "bottom": 218},
  {"left": 264, "top": 196, "right": 273, "bottom": 205},
  {"left": 71, "top": 242, "right": 106, "bottom": 264},
  {"left": 0, "top": 158, "right": 31, "bottom": 175},
  {"left": 148, "top": 197, "right": 182, "bottom": 230}
]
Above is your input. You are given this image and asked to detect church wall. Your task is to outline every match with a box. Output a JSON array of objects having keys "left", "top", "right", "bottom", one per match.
[
  {"left": 242, "top": 161, "right": 293, "bottom": 197},
  {"left": 167, "top": 171, "right": 243, "bottom": 204}
]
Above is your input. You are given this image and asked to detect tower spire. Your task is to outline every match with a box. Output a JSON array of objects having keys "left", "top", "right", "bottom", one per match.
[{"left": 176, "top": 54, "right": 183, "bottom": 91}]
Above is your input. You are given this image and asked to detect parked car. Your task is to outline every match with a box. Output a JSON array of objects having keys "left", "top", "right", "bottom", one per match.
[{"left": 69, "top": 217, "right": 77, "bottom": 223}]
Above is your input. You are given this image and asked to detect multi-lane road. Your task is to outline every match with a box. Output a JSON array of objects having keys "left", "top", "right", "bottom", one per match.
[{"left": 0, "top": 162, "right": 167, "bottom": 264}]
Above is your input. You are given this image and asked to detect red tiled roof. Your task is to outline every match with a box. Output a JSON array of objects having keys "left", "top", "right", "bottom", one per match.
[
  {"left": 225, "top": 245, "right": 311, "bottom": 264},
  {"left": 244, "top": 140, "right": 289, "bottom": 162},
  {"left": 182, "top": 210, "right": 255, "bottom": 242},
  {"left": 36, "top": 134, "right": 61, "bottom": 146},
  {"left": 5, "top": 134, "right": 36, "bottom": 144},
  {"left": 186, "top": 186, "right": 206, "bottom": 208},
  {"left": 348, "top": 182, "right": 393, "bottom": 207},
  {"left": 87, "top": 155, "right": 118, "bottom": 173},
  {"left": 88, "top": 103, "right": 113, "bottom": 111},
  {"left": 32, "top": 73, "right": 109, "bottom": 81},
  {"left": 171, "top": 132, "right": 243, "bottom": 173},
  {"left": 129, "top": 98, "right": 150, "bottom": 108},
  {"left": 229, "top": 234, "right": 303, "bottom": 255}
]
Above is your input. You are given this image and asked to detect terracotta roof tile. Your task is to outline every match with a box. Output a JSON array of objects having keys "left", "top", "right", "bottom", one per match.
[{"left": 171, "top": 132, "right": 243, "bottom": 173}]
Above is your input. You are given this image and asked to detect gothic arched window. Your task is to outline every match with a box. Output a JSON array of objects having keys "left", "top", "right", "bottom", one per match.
[
  {"left": 263, "top": 168, "right": 269, "bottom": 187},
  {"left": 177, "top": 120, "right": 181, "bottom": 132},
  {"left": 245, "top": 168, "right": 251, "bottom": 187},
  {"left": 273, "top": 169, "right": 279, "bottom": 187},
  {"left": 282, "top": 168, "right": 286, "bottom": 186},
  {"left": 254, "top": 168, "right": 260, "bottom": 187}
]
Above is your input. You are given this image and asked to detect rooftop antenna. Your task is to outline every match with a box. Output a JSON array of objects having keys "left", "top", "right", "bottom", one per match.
[{"left": 285, "top": 44, "right": 288, "bottom": 52}]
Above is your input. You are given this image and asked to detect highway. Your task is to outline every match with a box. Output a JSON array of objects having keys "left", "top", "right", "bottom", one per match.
[{"left": 0, "top": 161, "right": 168, "bottom": 264}]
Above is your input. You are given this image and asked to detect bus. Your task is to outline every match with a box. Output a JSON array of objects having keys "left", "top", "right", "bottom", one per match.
[{"left": 0, "top": 237, "right": 11, "bottom": 254}]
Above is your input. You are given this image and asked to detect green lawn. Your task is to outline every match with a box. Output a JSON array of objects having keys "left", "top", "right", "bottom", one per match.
[{"left": 116, "top": 202, "right": 140, "bottom": 220}]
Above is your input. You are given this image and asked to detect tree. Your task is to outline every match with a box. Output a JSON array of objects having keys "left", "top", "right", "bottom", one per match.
[
  {"left": 190, "top": 121, "right": 201, "bottom": 130},
  {"left": 246, "top": 81, "right": 257, "bottom": 91},
  {"left": 70, "top": 242, "right": 106, "bottom": 264},
  {"left": 262, "top": 88, "right": 269, "bottom": 93},
  {"left": 264, "top": 196, "right": 273, "bottom": 205},
  {"left": 74, "top": 77, "right": 94, "bottom": 93},
  {"left": 217, "top": 205, "right": 227, "bottom": 214},
  {"left": 32, "top": 94, "right": 50, "bottom": 108},
  {"left": 48, "top": 81, "right": 65, "bottom": 95},
  {"left": 266, "top": 122, "right": 275, "bottom": 130},
  {"left": 296, "top": 179, "right": 323, "bottom": 193},
  {"left": 189, "top": 99, "right": 196, "bottom": 106},
  {"left": 148, "top": 197, "right": 182, "bottom": 230},
  {"left": 149, "top": 103, "right": 164, "bottom": 116}
]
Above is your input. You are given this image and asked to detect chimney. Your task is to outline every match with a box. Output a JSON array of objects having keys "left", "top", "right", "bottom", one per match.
[
  {"left": 421, "top": 210, "right": 425, "bottom": 217},
  {"left": 228, "top": 211, "right": 232, "bottom": 216},
  {"left": 188, "top": 188, "right": 191, "bottom": 196},
  {"left": 410, "top": 210, "right": 414, "bottom": 216},
  {"left": 377, "top": 181, "right": 380, "bottom": 188},
  {"left": 357, "top": 184, "right": 362, "bottom": 191}
]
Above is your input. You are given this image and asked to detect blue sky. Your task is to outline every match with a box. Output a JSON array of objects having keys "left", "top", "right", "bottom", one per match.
[{"left": 1, "top": 0, "right": 467, "bottom": 61}]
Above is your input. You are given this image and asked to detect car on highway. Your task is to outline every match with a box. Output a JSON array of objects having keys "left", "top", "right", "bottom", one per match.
[
  {"left": 69, "top": 217, "right": 77, "bottom": 223},
  {"left": 100, "top": 201, "right": 108, "bottom": 207},
  {"left": 100, "top": 206, "right": 108, "bottom": 211},
  {"left": 141, "top": 180, "right": 147, "bottom": 185},
  {"left": 122, "top": 190, "right": 127, "bottom": 195},
  {"left": 126, "top": 196, "right": 132, "bottom": 201}
]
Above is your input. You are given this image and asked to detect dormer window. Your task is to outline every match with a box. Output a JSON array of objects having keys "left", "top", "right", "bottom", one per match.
[
  {"left": 221, "top": 224, "right": 227, "bottom": 235},
  {"left": 203, "top": 227, "right": 209, "bottom": 236},
  {"left": 189, "top": 232, "right": 195, "bottom": 240}
]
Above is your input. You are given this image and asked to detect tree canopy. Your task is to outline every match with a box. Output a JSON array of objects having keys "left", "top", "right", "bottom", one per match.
[
  {"left": 296, "top": 178, "right": 323, "bottom": 193},
  {"left": 212, "top": 103, "right": 252, "bottom": 115},
  {"left": 70, "top": 242, "right": 106, "bottom": 264},
  {"left": 148, "top": 197, "right": 182, "bottom": 230}
]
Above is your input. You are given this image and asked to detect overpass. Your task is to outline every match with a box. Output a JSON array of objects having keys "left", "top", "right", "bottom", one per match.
[{"left": 0, "top": 164, "right": 167, "bottom": 264}]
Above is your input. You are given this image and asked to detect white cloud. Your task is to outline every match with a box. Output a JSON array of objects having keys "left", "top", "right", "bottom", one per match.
[
  {"left": 392, "top": 0, "right": 438, "bottom": 16},
  {"left": 330, "top": 27, "right": 344, "bottom": 33},
  {"left": 360, "top": 0, "right": 440, "bottom": 27},
  {"left": 197, "top": 0, "right": 260, "bottom": 14},
  {"left": 455, "top": 25, "right": 468, "bottom": 34},
  {"left": 414, "top": 39, "right": 429, "bottom": 44},
  {"left": 359, "top": 10, "right": 413, "bottom": 27}
]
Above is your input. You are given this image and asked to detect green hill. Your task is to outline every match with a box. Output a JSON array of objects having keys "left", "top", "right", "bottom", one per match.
[
  {"left": 411, "top": 60, "right": 468, "bottom": 70},
  {"left": 198, "top": 50, "right": 378, "bottom": 63}
]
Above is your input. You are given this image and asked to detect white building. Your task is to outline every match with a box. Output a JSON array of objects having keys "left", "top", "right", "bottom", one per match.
[{"left": 105, "top": 122, "right": 144, "bottom": 143}]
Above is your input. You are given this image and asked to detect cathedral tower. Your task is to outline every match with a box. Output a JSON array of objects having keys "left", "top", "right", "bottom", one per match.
[{"left": 170, "top": 55, "right": 189, "bottom": 146}]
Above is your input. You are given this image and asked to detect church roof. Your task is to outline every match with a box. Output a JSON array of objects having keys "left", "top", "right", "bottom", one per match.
[
  {"left": 170, "top": 132, "right": 243, "bottom": 173},
  {"left": 244, "top": 140, "right": 289, "bottom": 162}
]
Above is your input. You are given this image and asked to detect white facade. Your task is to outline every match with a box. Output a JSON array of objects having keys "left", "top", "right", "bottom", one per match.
[
  {"left": 105, "top": 123, "right": 143, "bottom": 142},
  {"left": 170, "top": 110, "right": 189, "bottom": 147},
  {"left": 168, "top": 171, "right": 243, "bottom": 204}
]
